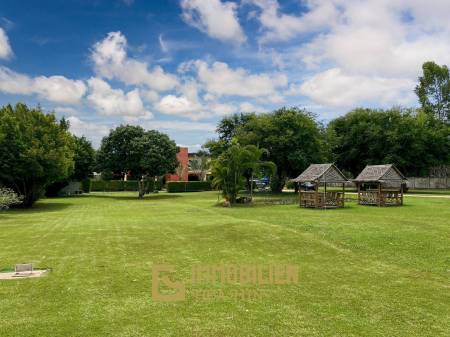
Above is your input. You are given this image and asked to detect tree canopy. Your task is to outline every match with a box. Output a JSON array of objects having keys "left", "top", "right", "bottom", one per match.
[
  {"left": 207, "top": 108, "right": 326, "bottom": 192},
  {"left": 415, "top": 61, "right": 450, "bottom": 122},
  {"left": 0, "top": 103, "right": 75, "bottom": 206},
  {"left": 97, "top": 125, "right": 178, "bottom": 198},
  {"left": 328, "top": 107, "right": 450, "bottom": 177}
]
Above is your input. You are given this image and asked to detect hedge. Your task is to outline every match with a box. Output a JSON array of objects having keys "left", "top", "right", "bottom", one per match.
[
  {"left": 90, "top": 180, "right": 139, "bottom": 192},
  {"left": 167, "top": 181, "right": 212, "bottom": 193},
  {"left": 89, "top": 179, "right": 164, "bottom": 192}
]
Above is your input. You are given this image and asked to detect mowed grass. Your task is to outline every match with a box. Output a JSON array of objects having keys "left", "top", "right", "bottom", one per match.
[{"left": 0, "top": 192, "right": 449, "bottom": 337}]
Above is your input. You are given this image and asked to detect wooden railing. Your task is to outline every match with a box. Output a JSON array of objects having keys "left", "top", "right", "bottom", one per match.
[
  {"left": 299, "top": 191, "right": 345, "bottom": 209},
  {"left": 358, "top": 190, "right": 403, "bottom": 206}
]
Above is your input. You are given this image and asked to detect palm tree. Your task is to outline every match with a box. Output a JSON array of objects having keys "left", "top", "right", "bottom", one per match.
[{"left": 211, "top": 140, "right": 275, "bottom": 204}]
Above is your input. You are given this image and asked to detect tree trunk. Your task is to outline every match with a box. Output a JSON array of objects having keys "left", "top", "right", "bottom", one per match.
[{"left": 138, "top": 176, "right": 145, "bottom": 199}]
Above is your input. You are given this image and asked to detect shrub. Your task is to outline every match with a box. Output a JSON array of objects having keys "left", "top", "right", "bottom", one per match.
[
  {"left": 0, "top": 188, "right": 22, "bottom": 209},
  {"left": 167, "top": 181, "right": 212, "bottom": 193},
  {"left": 90, "top": 180, "right": 140, "bottom": 192}
]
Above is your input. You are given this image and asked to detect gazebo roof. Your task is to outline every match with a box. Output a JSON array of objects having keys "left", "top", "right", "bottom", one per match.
[
  {"left": 353, "top": 164, "right": 406, "bottom": 183},
  {"left": 291, "top": 163, "right": 348, "bottom": 183}
]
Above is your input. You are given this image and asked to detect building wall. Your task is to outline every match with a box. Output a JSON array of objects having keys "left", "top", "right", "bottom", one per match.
[{"left": 165, "top": 147, "right": 189, "bottom": 182}]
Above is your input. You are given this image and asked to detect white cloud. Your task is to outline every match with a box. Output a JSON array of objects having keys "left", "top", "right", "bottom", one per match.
[
  {"left": 145, "top": 120, "right": 215, "bottom": 132},
  {"left": 239, "top": 101, "right": 264, "bottom": 112},
  {"left": 180, "top": 0, "right": 246, "bottom": 45},
  {"left": 300, "top": 68, "right": 414, "bottom": 108},
  {"left": 87, "top": 77, "right": 153, "bottom": 119},
  {"left": 246, "top": 0, "right": 337, "bottom": 44},
  {"left": 67, "top": 116, "right": 111, "bottom": 148},
  {"left": 91, "top": 31, "right": 178, "bottom": 91},
  {"left": 191, "top": 60, "right": 287, "bottom": 100},
  {"left": 250, "top": 0, "right": 450, "bottom": 108},
  {"left": 0, "top": 66, "right": 86, "bottom": 104},
  {"left": 0, "top": 27, "right": 12, "bottom": 59},
  {"left": 156, "top": 94, "right": 200, "bottom": 116}
]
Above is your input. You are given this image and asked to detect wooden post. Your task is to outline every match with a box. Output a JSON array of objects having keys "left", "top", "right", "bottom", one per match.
[
  {"left": 378, "top": 183, "right": 382, "bottom": 207},
  {"left": 342, "top": 183, "right": 345, "bottom": 207},
  {"left": 315, "top": 182, "right": 319, "bottom": 208},
  {"left": 400, "top": 182, "right": 403, "bottom": 206},
  {"left": 357, "top": 183, "right": 361, "bottom": 205},
  {"left": 324, "top": 182, "right": 327, "bottom": 208},
  {"left": 299, "top": 184, "right": 302, "bottom": 207}
]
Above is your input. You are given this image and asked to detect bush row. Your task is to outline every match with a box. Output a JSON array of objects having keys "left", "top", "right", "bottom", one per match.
[
  {"left": 167, "top": 181, "right": 212, "bottom": 193},
  {"left": 89, "top": 180, "right": 140, "bottom": 192}
]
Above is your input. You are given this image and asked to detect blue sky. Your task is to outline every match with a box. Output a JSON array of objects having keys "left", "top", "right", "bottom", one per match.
[{"left": 1, "top": 0, "right": 450, "bottom": 151}]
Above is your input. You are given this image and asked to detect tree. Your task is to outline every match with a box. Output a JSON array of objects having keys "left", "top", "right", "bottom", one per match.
[
  {"left": 415, "top": 61, "right": 450, "bottom": 121},
  {"left": 211, "top": 141, "right": 275, "bottom": 204},
  {"left": 189, "top": 150, "right": 209, "bottom": 181},
  {"left": 97, "top": 126, "right": 178, "bottom": 198},
  {"left": 72, "top": 136, "right": 95, "bottom": 180},
  {"left": 0, "top": 103, "right": 75, "bottom": 207},
  {"left": 235, "top": 107, "right": 326, "bottom": 192},
  {"left": 328, "top": 107, "right": 450, "bottom": 177}
]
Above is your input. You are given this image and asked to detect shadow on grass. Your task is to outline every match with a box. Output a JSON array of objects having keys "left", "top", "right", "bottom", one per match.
[
  {"left": 87, "top": 193, "right": 182, "bottom": 201},
  {"left": 6, "top": 202, "right": 73, "bottom": 214}
]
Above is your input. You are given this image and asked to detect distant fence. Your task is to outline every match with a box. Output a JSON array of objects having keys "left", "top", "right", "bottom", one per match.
[{"left": 406, "top": 177, "right": 450, "bottom": 189}]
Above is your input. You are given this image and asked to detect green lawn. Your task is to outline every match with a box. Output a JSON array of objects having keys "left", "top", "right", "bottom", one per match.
[{"left": 0, "top": 192, "right": 449, "bottom": 337}]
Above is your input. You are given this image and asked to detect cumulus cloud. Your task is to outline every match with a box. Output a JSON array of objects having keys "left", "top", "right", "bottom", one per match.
[
  {"left": 186, "top": 60, "right": 287, "bottom": 101},
  {"left": 249, "top": 0, "right": 450, "bottom": 108},
  {"left": 67, "top": 116, "right": 111, "bottom": 148},
  {"left": 0, "top": 66, "right": 86, "bottom": 104},
  {"left": 91, "top": 31, "right": 178, "bottom": 91},
  {"left": 87, "top": 77, "right": 153, "bottom": 119},
  {"left": 180, "top": 0, "right": 246, "bottom": 45},
  {"left": 0, "top": 27, "right": 12, "bottom": 59},
  {"left": 300, "top": 68, "right": 414, "bottom": 108},
  {"left": 246, "top": 0, "right": 337, "bottom": 44},
  {"left": 144, "top": 120, "right": 215, "bottom": 132}
]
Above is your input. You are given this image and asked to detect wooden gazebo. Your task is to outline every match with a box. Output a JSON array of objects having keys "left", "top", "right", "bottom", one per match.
[
  {"left": 292, "top": 163, "right": 348, "bottom": 209},
  {"left": 353, "top": 164, "right": 406, "bottom": 206}
]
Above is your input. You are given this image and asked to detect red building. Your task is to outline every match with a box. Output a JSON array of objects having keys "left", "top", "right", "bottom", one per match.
[{"left": 165, "top": 147, "right": 189, "bottom": 182}]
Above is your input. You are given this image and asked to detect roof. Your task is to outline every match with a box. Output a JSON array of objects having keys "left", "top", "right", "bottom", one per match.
[
  {"left": 353, "top": 164, "right": 406, "bottom": 183},
  {"left": 291, "top": 163, "right": 348, "bottom": 183}
]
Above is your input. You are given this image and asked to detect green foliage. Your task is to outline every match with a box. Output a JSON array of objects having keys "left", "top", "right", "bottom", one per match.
[
  {"left": 97, "top": 125, "right": 178, "bottom": 198},
  {"left": 81, "top": 178, "right": 91, "bottom": 193},
  {"left": 0, "top": 103, "right": 75, "bottom": 207},
  {"left": 415, "top": 61, "right": 450, "bottom": 121},
  {"left": 167, "top": 181, "right": 212, "bottom": 193},
  {"left": 72, "top": 136, "right": 95, "bottom": 180},
  {"left": 211, "top": 141, "right": 275, "bottom": 203},
  {"left": 328, "top": 107, "right": 450, "bottom": 176},
  {"left": 208, "top": 108, "right": 326, "bottom": 192},
  {"left": 0, "top": 187, "right": 22, "bottom": 209},
  {"left": 189, "top": 150, "right": 210, "bottom": 181}
]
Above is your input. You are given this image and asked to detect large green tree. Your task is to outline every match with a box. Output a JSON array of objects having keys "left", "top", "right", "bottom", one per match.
[
  {"left": 237, "top": 108, "right": 325, "bottom": 192},
  {"left": 97, "top": 125, "right": 178, "bottom": 198},
  {"left": 0, "top": 103, "right": 75, "bottom": 207},
  {"left": 415, "top": 61, "right": 450, "bottom": 121},
  {"left": 72, "top": 136, "right": 96, "bottom": 180},
  {"left": 328, "top": 108, "right": 450, "bottom": 177}
]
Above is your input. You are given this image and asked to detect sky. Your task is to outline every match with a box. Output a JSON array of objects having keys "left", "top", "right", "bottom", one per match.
[{"left": 1, "top": 0, "right": 450, "bottom": 151}]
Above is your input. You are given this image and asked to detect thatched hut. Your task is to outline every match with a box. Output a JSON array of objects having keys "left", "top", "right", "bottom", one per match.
[
  {"left": 353, "top": 164, "right": 406, "bottom": 206},
  {"left": 292, "top": 163, "right": 348, "bottom": 209}
]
